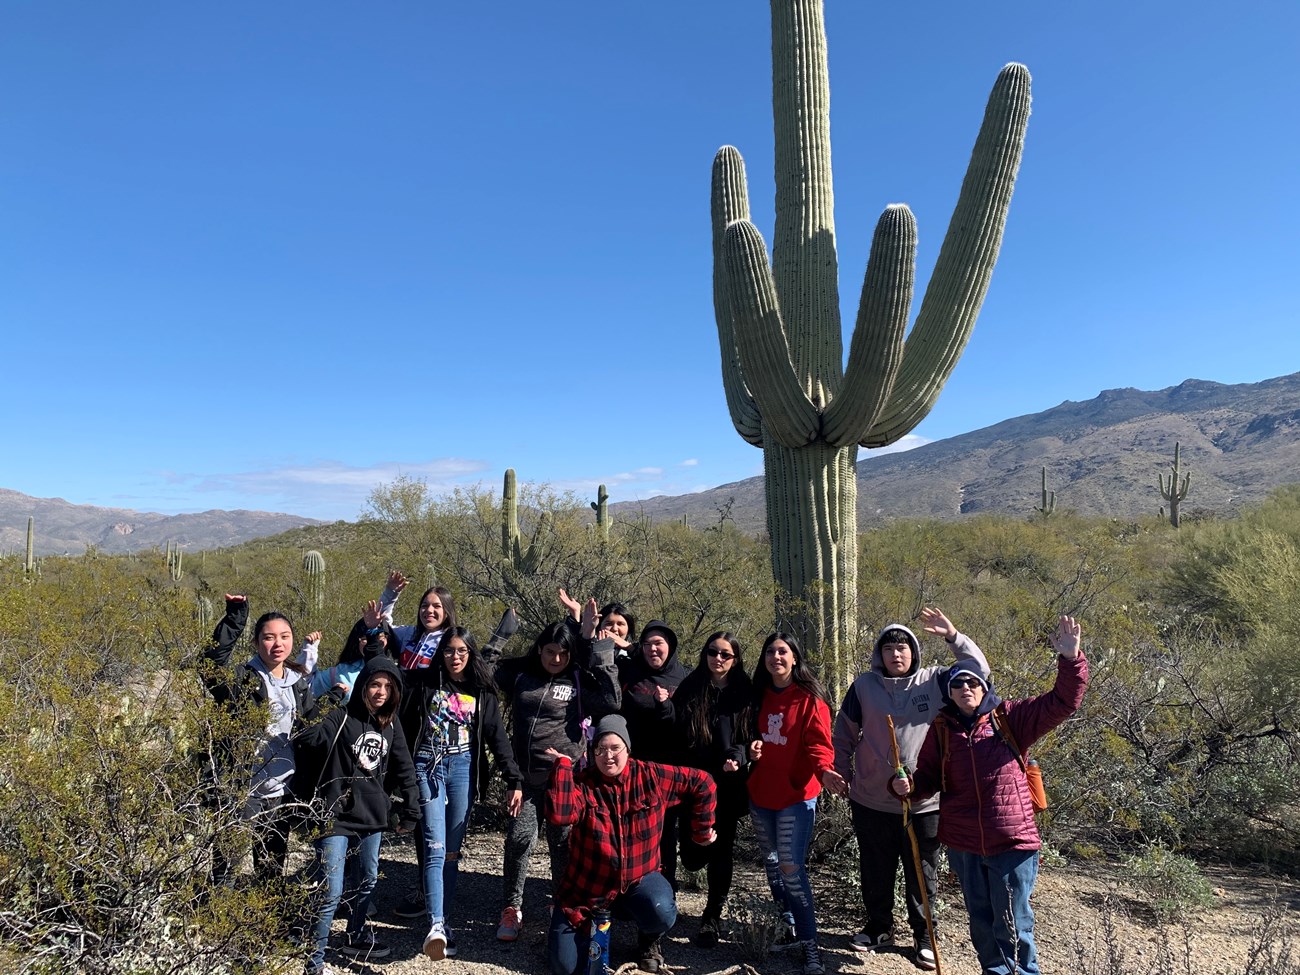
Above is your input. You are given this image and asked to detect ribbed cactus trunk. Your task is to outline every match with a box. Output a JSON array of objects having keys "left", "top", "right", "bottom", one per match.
[{"left": 711, "top": 0, "right": 1031, "bottom": 698}]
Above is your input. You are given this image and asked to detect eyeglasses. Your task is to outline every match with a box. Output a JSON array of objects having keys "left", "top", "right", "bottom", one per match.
[
  {"left": 442, "top": 646, "right": 470, "bottom": 658},
  {"left": 949, "top": 677, "right": 983, "bottom": 690},
  {"left": 594, "top": 745, "right": 626, "bottom": 757},
  {"left": 706, "top": 649, "right": 735, "bottom": 660}
]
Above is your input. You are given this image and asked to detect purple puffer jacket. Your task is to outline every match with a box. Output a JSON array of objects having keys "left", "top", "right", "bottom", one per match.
[{"left": 911, "top": 652, "right": 1088, "bottom": 856}]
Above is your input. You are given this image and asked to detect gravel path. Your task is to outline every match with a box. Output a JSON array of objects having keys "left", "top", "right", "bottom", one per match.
[{"left": 319, "top": 827, "right": 1298, "bottom": 975}]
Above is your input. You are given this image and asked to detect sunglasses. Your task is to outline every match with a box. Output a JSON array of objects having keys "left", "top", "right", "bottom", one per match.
[
  {"left": 706, "top": 648, "right": 735, "bottom": 660},
  {"left": 949, "top": 677, "right": 983, "bottom": 690}
]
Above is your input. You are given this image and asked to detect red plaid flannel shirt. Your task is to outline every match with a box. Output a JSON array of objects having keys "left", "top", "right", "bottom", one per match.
[{"left": 547, "top": 755, "right": 716, "bottom": 923}]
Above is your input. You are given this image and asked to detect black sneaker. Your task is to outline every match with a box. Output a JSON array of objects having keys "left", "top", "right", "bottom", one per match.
[
  {"left": 336, "top": 928, "right": 392, "bottom": 960},
  {"left": 445, "top": 931, "right": 458, "bottom": 958},
  {"left": 393, "top": 887, "right": 425, "bottom": 919},
  {"left": 637, "top": 933, "right": 664, "bottom": 973},
  {"left": 694, "top": 915, "right": 720, "bottom": 948},
  {"left": 914, "top": 931, "right": 937, "bottom": 970},
  {"left": 851, "top": 928, "right": 895, "bottom": 952}
]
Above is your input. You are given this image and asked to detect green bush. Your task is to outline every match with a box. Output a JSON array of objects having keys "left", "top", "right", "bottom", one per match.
[{"left": 1123, "top": 841, "right": 1216, "bottom": 923}]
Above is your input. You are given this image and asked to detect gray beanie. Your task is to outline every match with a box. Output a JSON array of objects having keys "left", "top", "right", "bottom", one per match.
[{"left": 594, "top": 714, "right": 632, "bottom": 752}]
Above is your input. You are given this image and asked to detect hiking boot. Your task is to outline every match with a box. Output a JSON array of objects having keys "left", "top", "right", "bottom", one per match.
[
  {"left": 423, "top": 921, "right": 447, "bottom": 960},
  {"left": 335, "top": 928, "right": 391, "bottom": 960},
  {"left": 851, "top": 927, "right": 895, "bottom": 952},
  {"left": 694, "top": 915, "right": 720, "bottom": 948},
  {"left": 393, "top": 886, "right": 425, "bottom": 919},
  {"left": 801, "top": 940, "right": 826, "bottom": 975},
  {"left": 914, "top": 931, "right": 937, "bottom": 970},
  {"left": 637, "top": 932, "right": 664, "bottom": 973},
  {"left": 497, "top": 905, "right": 523, "bottom": 942}
]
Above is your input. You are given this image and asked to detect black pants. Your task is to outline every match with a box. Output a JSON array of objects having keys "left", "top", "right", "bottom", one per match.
[
  {"left": 213, "top": 794, "right": 292, "bottom": 885},
  {"left": 678, "top": 797, "right": 744, "bottom": 919},
  {"left": 851, "top": 800, "right": 939, "bottom": 937}
]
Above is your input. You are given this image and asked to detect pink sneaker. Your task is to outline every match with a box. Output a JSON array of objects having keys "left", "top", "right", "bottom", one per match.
[{"left": 496, "top": 906, "right": 523, "bottom": 942}]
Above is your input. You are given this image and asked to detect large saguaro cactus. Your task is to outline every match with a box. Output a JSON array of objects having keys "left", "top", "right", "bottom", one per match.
[
  {"left": 303, "top": 549, "right": 327, "bottom": 611},
  {"left": 711, "top": 0, "right": 1031, "bottom": 692},
  {"left": 501, "top": 469, "right": 550, "bottom": 576}
]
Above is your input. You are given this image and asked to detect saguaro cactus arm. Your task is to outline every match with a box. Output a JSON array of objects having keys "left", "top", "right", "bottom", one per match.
[
  {"left": 862, "top": 63, "right": 1032, "bottom": 448},
  {"left": 711, "top": 147, "right": 763, "bottom": 448},
  {"left": 822, "top": 205, "right": 916, "bottom": 447},
  {"left": 723, "top": 221, "right": 821, "bottom": 447}
]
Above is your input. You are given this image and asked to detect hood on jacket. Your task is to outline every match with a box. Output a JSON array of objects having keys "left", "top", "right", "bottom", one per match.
[
  {"left": 938, "top": 660, "right": 1000, "bottom": 726},
  {"left": 872, "top": 624, "right": 922, "bottom": 678},
  {"left": 348, "top": 656, "right": 403, "bottom": 724},
  {"left": 639, "top": 619, "right": 679, "bottom": 665}
]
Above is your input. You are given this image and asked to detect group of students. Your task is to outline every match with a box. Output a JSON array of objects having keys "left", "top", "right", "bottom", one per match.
[{"left": 203, "top": 572, "right": 1088, "bottom": 975}]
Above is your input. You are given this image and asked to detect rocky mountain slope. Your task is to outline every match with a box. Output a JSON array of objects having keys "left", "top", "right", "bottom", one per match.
[
  {"left": 617, "top": 373, "right": 1300, "bottom": 533},
  {"left": 0, "top": 489, "right": 320, "bottom": 556}
]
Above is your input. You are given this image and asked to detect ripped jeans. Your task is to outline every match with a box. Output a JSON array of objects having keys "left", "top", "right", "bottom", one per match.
[
  {"left": 417, "top": 749, "right": 473, "bottom": 926},
  {"left": 749, "top": 798, "right": 818, "bottom": 943}
]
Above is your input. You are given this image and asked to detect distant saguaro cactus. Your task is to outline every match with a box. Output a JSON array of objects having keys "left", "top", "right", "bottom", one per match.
[
  {"left": 501, "top": 469, "right": 550, "bottom": 575},
  {"left": 196, "top": 595, "right": 214, "bottom": 630},
  {"left": 710, "top": 0, "right": 1031, "bottom": 691},
  {"left": 1158, "top": 442, "right": 1191, "bottom": 528},
  {"left": 590, "top": 484, "right": 610, "bottom": 542},
  {"left": 303, "top": 550, "right": 326, "bottom": 611},
  {"left": 24, "top": 517, "right": 34, "bottom": 576},
  {"left": 1036, "top": 467, "right": 1056, "bottom": 517},
  {"left": 166, "top": 541, "right": 183, "bottom": 582}
]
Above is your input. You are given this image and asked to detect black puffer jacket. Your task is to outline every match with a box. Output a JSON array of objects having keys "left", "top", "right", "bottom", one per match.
[{"left": 292, "top": 657, "right": 420, "bottom": 837}]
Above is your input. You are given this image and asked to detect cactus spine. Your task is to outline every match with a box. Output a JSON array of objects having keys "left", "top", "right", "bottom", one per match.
[
  {"left": 710, "top": 0, "right": 1030, "bottom": 694},
  {"left": 590, "top": 484, "right": 610, "bottom": 542},
  {"left": 1158, "top": 441, "right": 1191, "bottom": 528},
  {"left": 1036, "top": 467, "right": 1056, "bottom": 516},
  {"left": 303, "top": 550, "right": 326, "bottom": 611},
  {"left": 501, "top": 469, "right": 550, "bottom": 575},
  {"left": 24, "top": 517, "right": 34, "bottom": 576}
]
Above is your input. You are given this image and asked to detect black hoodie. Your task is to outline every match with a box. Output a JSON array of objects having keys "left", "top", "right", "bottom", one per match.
[
  {"left": 618, "top": 620, "right": 690, "bottom": 764},
  {"left": 292, "top": 657, "right": 420, "bottom": 837}
]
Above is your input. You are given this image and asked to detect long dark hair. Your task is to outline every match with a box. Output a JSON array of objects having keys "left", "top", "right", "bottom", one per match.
[
  {"left": 252, "top": 610, "right": 307, "bottom": 675},
  {"left": 599, "top": 602, "right": 637, "bottom": 643},
  {"left": 752, "top": 631, "right": 828, "bottom": 704},
  {"left": 411, "top": 586, "right": 457, "bottom": 644},
  {"left": 436, "top": 627, "right": 498, "bottom": 693},
  {"left": 682, "top": 631, "right": 750, "bottom": 748}
]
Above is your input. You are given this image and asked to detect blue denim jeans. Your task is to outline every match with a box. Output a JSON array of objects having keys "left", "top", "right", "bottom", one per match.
[
  {"left": 308, "top": 830, "right": 382, "bottom": 970},
  {"left": 749, "top": 799, "right": 818, "bottom": 942},
  {"left": 546, "top": 871, "right": 677, "bottom": 975},
  {"left": 418, "top": 749, "right": 473, "bottom": 925},
  {"left": 947, "top": 847, "right": 1040, "bottom": 975}
]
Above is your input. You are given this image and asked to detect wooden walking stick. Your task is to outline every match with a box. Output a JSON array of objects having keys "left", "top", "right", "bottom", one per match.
[{"left": 888, "top": 714, "right": 942, "bottom": 974}]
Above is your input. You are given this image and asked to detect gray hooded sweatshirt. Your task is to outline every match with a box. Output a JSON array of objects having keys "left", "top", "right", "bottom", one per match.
[{"left": 832, "top": 624, "right": 988, "bottom": 814}]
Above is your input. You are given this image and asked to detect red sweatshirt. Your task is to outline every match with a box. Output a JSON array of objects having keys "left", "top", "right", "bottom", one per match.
[{"left": 747, "top": 684, "right": 834, "bottom": 810}]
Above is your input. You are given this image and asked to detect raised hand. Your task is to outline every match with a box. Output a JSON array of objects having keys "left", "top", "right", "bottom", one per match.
[
  {"left": 386, "top": 570, "right": 409, "bottom": 594},
  {"left": 558, "top": 588, "right": 583, "bottom": 621},
  {"left": 305, "top": 631, "right": 322, "bottom": 645},
  {"left": 1050, "top": 615, "right": 1082, "bottom": 660},
  {"left": 919, "top": 607, "right": 957, "bottom": 641},
  {"left": 223, "top": 593, "right": 247, "bottom": 606},
  {"left": 580, "top": 597, "right": 600, "bottom": 639},
  {"left": 362, "top": 600, "right": 384, "bottom": 630}
]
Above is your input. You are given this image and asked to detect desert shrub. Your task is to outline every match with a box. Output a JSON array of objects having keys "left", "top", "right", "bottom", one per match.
[
  {"left": 1123, "top": 841, "right": 1216, "bottom": 923},
  {"left": 0, "top": 559, "right": 314, "bottom": 973}
]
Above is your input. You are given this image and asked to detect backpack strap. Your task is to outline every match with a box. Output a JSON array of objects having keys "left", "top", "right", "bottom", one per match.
[{"left": 990, "top": 701, "right": 1030, "bottom": 773}]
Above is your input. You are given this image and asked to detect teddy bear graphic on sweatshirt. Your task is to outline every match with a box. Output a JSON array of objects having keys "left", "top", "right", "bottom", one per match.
[{"left": 762, "top": 711, "right": 788, "bottom": 746}]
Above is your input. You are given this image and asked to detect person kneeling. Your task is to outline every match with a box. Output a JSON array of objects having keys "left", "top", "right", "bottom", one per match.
[{"left": 544, "top": 715, "right": 716, "bottom": 974}]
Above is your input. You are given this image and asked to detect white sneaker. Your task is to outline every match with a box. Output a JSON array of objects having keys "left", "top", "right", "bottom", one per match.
[{"left": 423, "top": 921, "right": 447, "bottom": 960}]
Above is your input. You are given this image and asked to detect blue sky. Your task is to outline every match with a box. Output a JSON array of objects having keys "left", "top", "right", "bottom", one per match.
[{"left": 2, "top": 2, "right": 1297, "bottom": 521}]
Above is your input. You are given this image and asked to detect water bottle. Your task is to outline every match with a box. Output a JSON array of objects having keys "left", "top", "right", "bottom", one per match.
[{"left": 587, "top": 902, "right": 611, "bottom": 975}]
